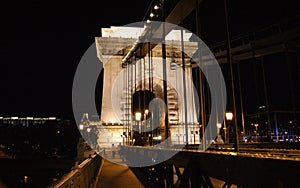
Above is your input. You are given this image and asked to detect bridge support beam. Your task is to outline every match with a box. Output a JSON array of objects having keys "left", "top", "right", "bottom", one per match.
[{"left": 170, "top": 159, "right": 213, "bottom": 188}]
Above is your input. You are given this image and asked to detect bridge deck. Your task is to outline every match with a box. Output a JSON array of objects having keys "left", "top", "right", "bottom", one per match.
[
  {"left": 95, "top": 151, "right": 238, "bottom": 188},
  {"left": 95, "top": 158, "right": 144, "bottom": 188}
]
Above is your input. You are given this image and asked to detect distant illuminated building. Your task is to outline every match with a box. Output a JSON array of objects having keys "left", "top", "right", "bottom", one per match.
[{"left": 0, "top": 116, "right": 59, "bottom": 127}]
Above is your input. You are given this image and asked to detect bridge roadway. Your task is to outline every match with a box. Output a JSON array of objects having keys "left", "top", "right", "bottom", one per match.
[
  {"left": 95, "top": 158, "right": 144, "bottom": 188},
  {"left": 94, "top": 149, "right": 238, "bottom": 188},
  {"left": 96, "top": 144, "right": 300, "bottom": 188}
]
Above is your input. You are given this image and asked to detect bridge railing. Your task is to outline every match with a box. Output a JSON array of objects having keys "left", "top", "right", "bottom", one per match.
[{"left": 47, "top": 153, "right": 102, "bottom": 188}]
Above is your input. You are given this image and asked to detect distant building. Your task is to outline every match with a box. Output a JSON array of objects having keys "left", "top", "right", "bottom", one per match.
[{"left": 0, "top": 116, "right": 59, "bottom": 127}]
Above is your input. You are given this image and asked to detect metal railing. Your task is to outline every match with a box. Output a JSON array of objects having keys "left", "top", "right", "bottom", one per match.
[{"left": 47, "top": 153, "right": 102, "bottom": 188}]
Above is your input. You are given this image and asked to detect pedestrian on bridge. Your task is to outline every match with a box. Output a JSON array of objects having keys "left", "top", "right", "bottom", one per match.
[{"left": 111, "top": 144, "right": 116, "bottom": 158}]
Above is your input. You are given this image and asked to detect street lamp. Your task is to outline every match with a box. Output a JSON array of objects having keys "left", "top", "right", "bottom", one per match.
[
  {"left": 135, "top": 111, "right": 142, "bottom": 133},
  {"left": 225, "top": 112, "right": 233, "bottom": 121},
  {"left": 145, "top": 109, "right": 149, "bottom": 116},
  {"left": 79, "top": 124, "right": 84, "bottom": 130},
  {"left": 86, "top": 128, "right": 91, "bottom": 133},
  {"left": 150, "top": 12, "right": 155, "bottom": 18},
  {"left": 225, "top": 112, "right": 239, "bottom": 151},
  {"left": 135, "top": 111, "right": 142, "bottom": 121},
  {"left": 225, "top": 112, "right": 233, "bottom": 144}
]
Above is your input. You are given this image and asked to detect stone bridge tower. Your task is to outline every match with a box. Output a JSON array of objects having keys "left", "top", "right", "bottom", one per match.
[{"left": 94, "top": 26, "right": 200, "bottom": 147}]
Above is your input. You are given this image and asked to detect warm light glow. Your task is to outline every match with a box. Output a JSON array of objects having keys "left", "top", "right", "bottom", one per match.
[
  {"left": 135, "top": 112, "right": 142, "bottom": 121},
  {"left": 259, "top": 105, "right": 266, "bottom": 109},
  {"left": 48, "top": 117, "right": 56, "bottom": 120},
  {"left": 154, "top": 5, "right": 159, "bottom": 10},
  {"left": 0, "top": 117, "right": 3, "bottom": 119},
  {"left": 145, "top": 109, "right": 149, "bottom": 115},
  {"left": 150, "top": 12, "right": 155, "bottom": 18},
  {"left": 26, "top": 117, "right": 33, "bottom": 120},
  {"left": 11, "top": 117, "right": 18, "bottom": 120},
  {"left": 79, "top": 124, "right": 84, "bottom": 130},
  {"left": 87, "top": 128, "right": 91, "bottom": 132},
  {"left": 217, "top": 123, "right": 222, "bottom": 129},
  {"left": 225, "top": 112, "right": 233, "bottom": 121},
  {"left": 24, "top": 175, "right": 28, "bottom": 183},
  {"left": 33, "top": 118, "right": 49, "bottom": 121}
]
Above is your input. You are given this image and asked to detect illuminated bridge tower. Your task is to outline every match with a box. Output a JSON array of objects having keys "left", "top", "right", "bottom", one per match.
[{"left": 95, "top": 26, "right": 200, "bottom": 147}]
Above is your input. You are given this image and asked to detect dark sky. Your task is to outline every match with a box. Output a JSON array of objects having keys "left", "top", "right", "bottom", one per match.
[
  {"left": 0, "top": 1, "right": 150, "bottom": 119},
  {"left": 0, "top": 0, "right": 299, "bottom": 120}
]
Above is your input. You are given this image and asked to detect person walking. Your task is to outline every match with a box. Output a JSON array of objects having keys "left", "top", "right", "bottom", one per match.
[{"left": 111, "top": 144, "right": 116, "bottom": 158}]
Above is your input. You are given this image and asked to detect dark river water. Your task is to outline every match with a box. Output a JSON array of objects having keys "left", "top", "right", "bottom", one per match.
[{"left": 0, "top": 168, "right": 70, "bottom": 188}]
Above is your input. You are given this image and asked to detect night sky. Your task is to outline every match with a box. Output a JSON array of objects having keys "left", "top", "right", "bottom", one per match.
[{"left": 0, "top": 0, "right": 299, "bottom": 120}]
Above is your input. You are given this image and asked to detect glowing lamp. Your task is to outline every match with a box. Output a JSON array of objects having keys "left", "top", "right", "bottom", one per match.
[
  {"left": 135, "top": 112, "right": 142, "bottom": 121},
  {"left": 225, "top": 112, "right": 233, "bottom": 121}
]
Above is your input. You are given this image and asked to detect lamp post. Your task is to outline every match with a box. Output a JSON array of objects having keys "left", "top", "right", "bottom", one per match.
[
  {"left": 254, "top": 123, "right": 259, "bottom": 141},
  {"left": 217, "top": 123, "right": 222, "bottom": 143},
  {"left": 224, "top": 0, "right": 239, "bottom": 152},
  {"left": 144, "top": 109, "right": 149, "bottom": 140},
  {"left": 226, "top": 112, "right": 239, "bottom": 151},
  {"left": 225, "top": 112, "right": 233, "bottom": 143},
  {"left": 135, "top": 111, "right": 142, "bottom": 134},
  {"left": 223, "top": 126, "right": 227, "bottom": 143}
]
